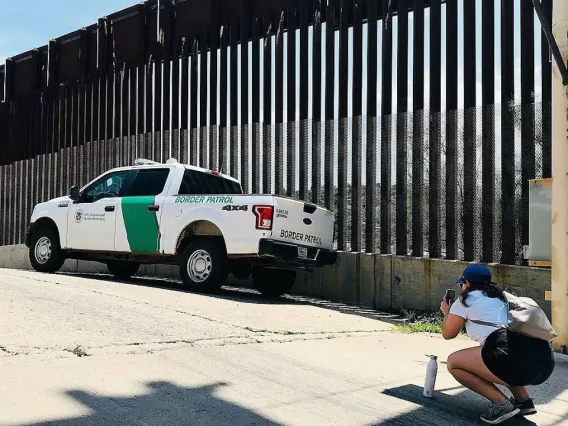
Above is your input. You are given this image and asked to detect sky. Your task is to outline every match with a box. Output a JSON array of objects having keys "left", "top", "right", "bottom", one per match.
[{"left": 0, "top": 0, "right": 135, "bottom": 64}]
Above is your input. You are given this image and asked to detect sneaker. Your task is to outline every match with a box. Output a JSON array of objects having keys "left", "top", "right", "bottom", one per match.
[
  {"left": 511, "top": 397, "right": 537, "bottom": 416},
  {"left": 480, "top": 400, "right": 521, "bottom": 424}
]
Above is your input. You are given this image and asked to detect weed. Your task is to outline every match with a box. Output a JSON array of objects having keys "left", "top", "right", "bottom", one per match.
[
  {"left": 65, "top": 345, "right": 90, "bottom": 358},
  {"left": 394, "top": 310, "right": 445, "bottom": 334}
]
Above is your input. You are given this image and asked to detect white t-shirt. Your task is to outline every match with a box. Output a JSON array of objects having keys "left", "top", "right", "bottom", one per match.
[{"left": 449, "top": 290, "right": 509, "bottom": 345}]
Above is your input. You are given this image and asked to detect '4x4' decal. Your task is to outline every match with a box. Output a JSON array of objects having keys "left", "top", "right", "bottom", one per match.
[{"left": 222, "top": 205, "right": 249, "bottom": 212}]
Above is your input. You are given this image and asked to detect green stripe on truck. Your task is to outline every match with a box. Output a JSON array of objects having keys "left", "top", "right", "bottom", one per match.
[{"left": 121, "top": 196, "right": 160, "bottom": 253}]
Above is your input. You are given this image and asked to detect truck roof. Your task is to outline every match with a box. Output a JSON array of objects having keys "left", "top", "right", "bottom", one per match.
[{"left": 108, "top": 158, "right": 240, "bottom": 184}]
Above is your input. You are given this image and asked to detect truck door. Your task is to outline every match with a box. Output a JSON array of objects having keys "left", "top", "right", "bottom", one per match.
[
  {"left": 114, "top": 167, "right": 173, "bottom": 253},
  {"left": 67, "top": 170, "right": 133, "bottom": 251}
]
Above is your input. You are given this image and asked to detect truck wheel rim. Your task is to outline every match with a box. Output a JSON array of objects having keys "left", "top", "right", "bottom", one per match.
[
  {"left": 187, "top": 250, "right": 212, "bottom": 283},
  {"left": 35, "top": 237, "right": 52, "bottom": 264}
]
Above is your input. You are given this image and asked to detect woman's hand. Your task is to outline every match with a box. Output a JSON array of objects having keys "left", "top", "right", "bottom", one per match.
[{"left": 440, "top": 298, "right": 452, "bottom": 316}]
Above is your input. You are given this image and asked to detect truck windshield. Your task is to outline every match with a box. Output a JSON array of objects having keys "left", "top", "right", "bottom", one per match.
[{"left": 178, "top": 169, "right": 243, "bottom": 195}]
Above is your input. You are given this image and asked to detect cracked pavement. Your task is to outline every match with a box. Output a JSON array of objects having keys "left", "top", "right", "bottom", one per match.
[
  {"left": 1, "top": 269, "right": 567, "bottom": 426},
  {"left": 0, "top": 270, "right": 390, "bottom": 358}
]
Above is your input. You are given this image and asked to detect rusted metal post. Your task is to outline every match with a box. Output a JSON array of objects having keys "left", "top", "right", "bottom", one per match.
[{"left": 551, "top": 0, "right": 568, "bottom": 353}]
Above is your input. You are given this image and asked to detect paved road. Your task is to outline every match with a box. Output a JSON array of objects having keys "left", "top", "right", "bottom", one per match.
[{"left": 0, "top": 269, "right": 566, "bottom": 426}]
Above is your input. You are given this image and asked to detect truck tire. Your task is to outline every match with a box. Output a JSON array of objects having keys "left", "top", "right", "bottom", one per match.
[
  {"left": 252, "top": 268, "right": 297, "bottom": 298},
  {"left": 107, "top": 261, "right": 140, "bottom": 280},
  {"left": 29, "top": 228, "right": 65, "bottom": 273},
  {"left": 180, "top": 238, "right": 227, "bottom": 293}
]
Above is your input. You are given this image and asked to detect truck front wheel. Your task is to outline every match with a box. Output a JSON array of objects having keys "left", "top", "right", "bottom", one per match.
[
  {"left": 107, "top": 261, "right": 140, "bottom": 280},
  {"left": 29, "top": 228, "right": 65, "bottom": 273},
  {"left": 180, "top": 238, "right": 227, "bottom": 293},
  {"left": 252, "top": 268, "right": 297, "bottom": 298}
]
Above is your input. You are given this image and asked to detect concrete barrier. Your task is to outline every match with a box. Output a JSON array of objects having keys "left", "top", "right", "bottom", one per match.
[
  {"left": 286, "top": 254, "right": 551, "bottom": 319},
  {"left": 0, "top": 245, "right": 552, "bottom": 319},
  {"left": 359, "top": 254, "right": 376, "bottom": 307},
  {"left": 374, "top": 255, "right": 393, "bottom": 311}
]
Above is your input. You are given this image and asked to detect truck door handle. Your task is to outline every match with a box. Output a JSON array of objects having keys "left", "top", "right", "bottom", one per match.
[
  {"left": 105, "top": 206, "right": 116, "bottom": 212},
  {"left": 148, "top": 205, "right": 160, "bottom": 212}
]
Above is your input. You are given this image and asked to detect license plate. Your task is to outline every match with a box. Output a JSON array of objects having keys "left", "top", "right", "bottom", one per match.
[{"left": 298, "top": 247, "right": 308, "bottom": 259}]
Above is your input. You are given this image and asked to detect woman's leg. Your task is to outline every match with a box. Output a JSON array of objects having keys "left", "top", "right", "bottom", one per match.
[
  {"left": 447, "top": 347, "right": 510, "bottom": 403},
  {"left": 509, "top": 386, "right": 529, "bottom": 400}
]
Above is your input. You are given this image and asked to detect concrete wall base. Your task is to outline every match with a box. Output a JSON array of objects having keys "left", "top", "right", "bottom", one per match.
[{"left": 0, "top": 245, "right": 551, "bottom": 318}]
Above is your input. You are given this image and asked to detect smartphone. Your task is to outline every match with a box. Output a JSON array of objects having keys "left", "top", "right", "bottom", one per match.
[{"left": 445, "top": 289, "right": 456, "bottom": 304}]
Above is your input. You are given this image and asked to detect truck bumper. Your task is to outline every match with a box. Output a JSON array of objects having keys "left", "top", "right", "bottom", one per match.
[{"left": 258, "top": 239, "right": 337, "bottom": 267}]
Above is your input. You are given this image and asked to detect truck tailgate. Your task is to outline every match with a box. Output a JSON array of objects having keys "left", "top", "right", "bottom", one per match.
[{"left": 270, "top": 197, "right": 335, "bottom": 250}]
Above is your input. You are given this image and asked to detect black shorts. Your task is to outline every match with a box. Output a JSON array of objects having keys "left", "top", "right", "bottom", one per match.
[{"left": 481, "top": 329, "right": 555, "bottom": 387}]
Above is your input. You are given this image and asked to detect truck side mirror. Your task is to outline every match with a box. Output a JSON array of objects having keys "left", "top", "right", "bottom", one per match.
[{"left": 69, "top": 186, "right": 80, "bottom": 202}]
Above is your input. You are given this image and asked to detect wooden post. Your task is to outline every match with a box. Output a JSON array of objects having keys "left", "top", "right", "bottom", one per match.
[{"left": 551, "top": 0, "right": 568, "bottom": 353}]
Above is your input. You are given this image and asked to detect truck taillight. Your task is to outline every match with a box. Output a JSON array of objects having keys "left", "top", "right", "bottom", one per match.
[{"left": 253, "top": 205, "right": 274, "bottom": 230}]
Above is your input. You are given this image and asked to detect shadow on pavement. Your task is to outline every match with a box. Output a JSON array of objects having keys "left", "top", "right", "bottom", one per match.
[
  {"left": 377, "top": 354, "right": 568, "bottom": 425},
  {"left": 20, "top": 381, "right": 281, "bottom": 426},
  {"left": 377, "top": 384, "right": 538, "bottom": 426},
  {"left": 65, "top": 272, "right": 403, "bottom": 325}
]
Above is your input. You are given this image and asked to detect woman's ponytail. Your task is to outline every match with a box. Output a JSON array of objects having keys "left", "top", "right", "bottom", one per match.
[
  {"left": 485, "top": 282, "right": 506, "bottom": 301},
  {"left": 460, "top": 281, "right": 506, "bottom": 307}
]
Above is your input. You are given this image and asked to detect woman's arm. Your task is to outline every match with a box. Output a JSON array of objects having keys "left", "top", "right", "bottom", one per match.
[{"left": 440, "top": 300, "right": 466, "bottom": 340}]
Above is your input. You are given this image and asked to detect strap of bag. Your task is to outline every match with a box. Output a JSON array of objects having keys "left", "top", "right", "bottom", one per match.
[
  {"left": 469, "top": 298, "right": 511, "bottom": 330},
  {"left": 469, "top": 319, "right": 509, "bottom": 330}
]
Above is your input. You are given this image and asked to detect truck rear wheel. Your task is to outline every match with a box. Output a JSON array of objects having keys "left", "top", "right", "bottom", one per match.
[
  {"left": 180, "top": 238, "right": 227, "bottom": 293},
  {"left": 252, "top": 268, "right": 297, "bottom": 298},
  {"left": 29, "top": 228, "right": 65, "bottom": 273},
  {"left": 107, "top": 261, "right": 140, "bottom": 280}
]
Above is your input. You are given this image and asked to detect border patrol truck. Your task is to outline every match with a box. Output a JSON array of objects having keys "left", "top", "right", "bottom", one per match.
[{"left": 25, "top": 159, "right": 337, "bottom": 297}]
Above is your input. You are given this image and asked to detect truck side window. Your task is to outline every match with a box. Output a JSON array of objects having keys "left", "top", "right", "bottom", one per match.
[
  {"left": 125, "top": 169, "right": 170, "bottom": 197},
  {"left": 83, "top": 170, "right": 132, "bottom": 203},
  {"left": 178, "top": 170, "right": 243, "bottom": 195}
]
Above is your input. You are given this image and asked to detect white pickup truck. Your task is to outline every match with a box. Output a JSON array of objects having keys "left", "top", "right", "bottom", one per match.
[{"left": 25, "top": 159, "right": 337, "bottom": 297}]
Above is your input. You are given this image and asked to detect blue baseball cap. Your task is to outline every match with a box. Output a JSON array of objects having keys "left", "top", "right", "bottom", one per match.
[{"left": 456, "top": 264, "right": 492, "bottom": 287}]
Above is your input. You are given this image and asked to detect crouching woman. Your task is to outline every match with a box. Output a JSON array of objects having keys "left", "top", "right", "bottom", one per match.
[{"left": 440, "top": 264, "right": 555, "bottom": 424}]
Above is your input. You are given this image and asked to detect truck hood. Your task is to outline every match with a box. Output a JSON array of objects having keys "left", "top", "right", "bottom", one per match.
[
  {"left": 34, "top": 196, "right": 72, "bottom": 211},
  {"left": 45, "top": 196, "right": 72, "bottom": 205},
  {"left": 51, "top": 196, "right": 71, "bottom": 203}
]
